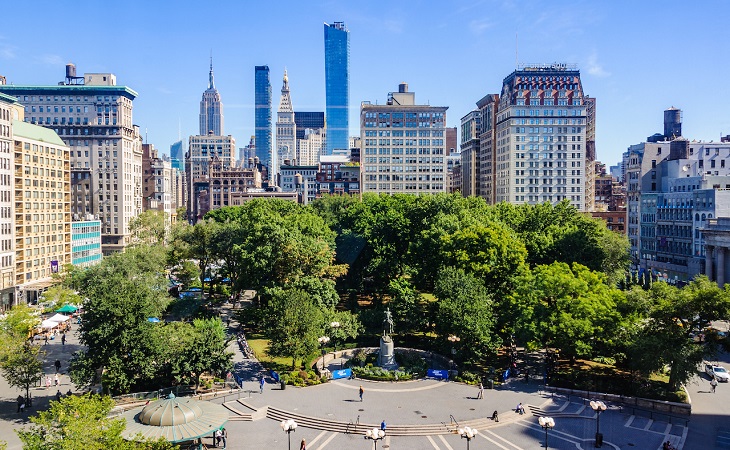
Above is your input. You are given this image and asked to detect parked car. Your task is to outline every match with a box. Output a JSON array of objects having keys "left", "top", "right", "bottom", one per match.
[{"left": 705, "top": 364, "right": 730, "bottom": 382}]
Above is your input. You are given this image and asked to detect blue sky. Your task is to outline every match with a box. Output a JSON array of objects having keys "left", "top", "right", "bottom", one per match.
[{"left": 1, "top": 0, "right": 729, "bottom": 166}]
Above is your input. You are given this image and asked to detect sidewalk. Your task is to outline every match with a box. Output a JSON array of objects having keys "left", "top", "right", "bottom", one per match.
[{"left": 0, "top": 327, "right": 82, "bottom": 450}]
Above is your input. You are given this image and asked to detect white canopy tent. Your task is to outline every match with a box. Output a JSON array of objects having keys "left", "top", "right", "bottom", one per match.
[
  {"left": 47, "top": 314, "right": 70, "bottom": 323},
  {"left": 40, "top": 319, "right": 59, "bottom": 329}
]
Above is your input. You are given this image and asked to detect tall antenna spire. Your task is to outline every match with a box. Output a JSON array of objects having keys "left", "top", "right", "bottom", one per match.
[
  {"left": 515, "top": 32, "right": 519, "bottom": 69},
  {"left": 208, "top": 51, "right": 215, "bottom": 89}
]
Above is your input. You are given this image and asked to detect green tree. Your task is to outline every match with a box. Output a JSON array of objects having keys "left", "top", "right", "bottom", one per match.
[
  {"left": 186, "top": 318, "right": 232, "bottom": 391},
  {"left": 171, "top": 260, "right": 200, "bottom": 289},
  {"left": 1, "top": 342, "right": 44, "bottom": 405},
  {"left": 511, "top": 262, "right": 623, "bottom": 359},
  {"left": 129, "top": 210, "right": 167, "bottom": 246},
  {"left": 17, "top": 394, "right": 174, "bottom": 450},
  {"left": 628, "top": 276, "right": 730, "bottom": 389},
  {"left": 69, "top": 248, "right": 170, "bottom": 394},
  {"left": 387, "top": 278, "right": 426, "bottom": 334},
  {"left": 40, "top": 285, "right": 82, "bottom": 310},
  {"left": 265, "top": 289, "right": 323, "bottom": 368},
  {"left": 433, "top": 267, "right": 498, "bottom": 363}
]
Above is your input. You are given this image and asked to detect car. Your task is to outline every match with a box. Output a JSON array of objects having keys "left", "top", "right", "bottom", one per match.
[{"left": 705, "top": 364, "right": 730, "bottom": 382}]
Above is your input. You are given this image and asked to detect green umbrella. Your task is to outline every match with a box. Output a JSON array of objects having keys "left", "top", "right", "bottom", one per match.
[{"left": 55, "top": 304, "right": 78, "bottom": 313}]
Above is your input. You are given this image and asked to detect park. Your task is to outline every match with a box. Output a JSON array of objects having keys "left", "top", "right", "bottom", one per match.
[{"left": 2, "top": 194, "right": 730, "bottom": 449}]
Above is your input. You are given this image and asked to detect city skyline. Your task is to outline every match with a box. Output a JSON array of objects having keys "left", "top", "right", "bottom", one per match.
[{"left": 1, "top": 0, "right": 729, "bottom": 165}]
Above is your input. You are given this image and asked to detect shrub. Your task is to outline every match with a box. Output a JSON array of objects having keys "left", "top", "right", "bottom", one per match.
[{"left": 455, "top": 371, "right": 480, "bottom": 385}]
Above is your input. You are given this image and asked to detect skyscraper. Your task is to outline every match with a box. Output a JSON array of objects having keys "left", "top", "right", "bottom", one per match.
[
  {"left": 170, "top": 140, "right": 184, "bottom": 171},
  {"left": 254, "top": 66, "right": 272, "bottom": 173},
  {"left": 494, "top": 64, "right": 593, "bottom": 211},
  {"left": 276, "top": 70, "right": 296, "bottom": 175},
  {"left": 324, "top": 21, "right": 350, "bottom": 155},
  {"left": 200, "top": 58, "right": 223, "bottom": 135}
]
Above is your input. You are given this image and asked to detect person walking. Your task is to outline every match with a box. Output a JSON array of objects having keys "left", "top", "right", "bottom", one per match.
[
  {"left": 221, "top": 427, "right": 227, "bottom": 448},
  {"left": 381, "top": 419, "right": 386, "bottom": 431},
  {"left": 359, "top": 385, "right": 364, "bottom": 402},
  {"left": 299, "top": 438, "right": 306, "bottom": 450},
  {"left": 477, "top": 382, "right": 484, "bottom": 399},
  {"left": 54, "top": 359, "right": 61, "bottom": 373},
  {"left": 45, "top": 375, "right": 51, "bottom": 390},
  {"left": 711, "top": 377, "right": 718, "bottom": 393},
  {"left": 214, "top": 428, "right": 222, "bottom": 447},
  {"left": 61, "top": 333, "right": 66, "bottom": 345},
  {"left": 44, "top": 334, "right": 49, "bottom": 345},
  {"left": 17, "top": 395, "right": 24, "bottom": 413},
  {"left": 259, "top": 377, "right": 265, "bottom": 394},
  {"left": 54, "top": 373, "right": 59, "bottom": 386}
]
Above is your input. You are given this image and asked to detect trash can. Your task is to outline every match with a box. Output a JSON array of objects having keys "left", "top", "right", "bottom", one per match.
[
  {"left": 595, "top": 432, "right": 603, "bottom": 447},
  {"left": 280, "top": 381, "right": 286, "bottom": 390}
]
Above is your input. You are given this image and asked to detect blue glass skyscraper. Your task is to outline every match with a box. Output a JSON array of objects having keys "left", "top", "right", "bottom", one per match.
[
  {"left": 170, "top": 140, "right": 184, "bottom": 171},
  {"left": 255, "top": 66, "right": 272, "bottom": 171},
  {"left": 324, "top": 22, "right": 350, "bottom": 155}
]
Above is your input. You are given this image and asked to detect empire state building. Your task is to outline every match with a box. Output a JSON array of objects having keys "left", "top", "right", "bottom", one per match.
[{"left": 199, "top": 59, "right": 224, "bottom": 135}]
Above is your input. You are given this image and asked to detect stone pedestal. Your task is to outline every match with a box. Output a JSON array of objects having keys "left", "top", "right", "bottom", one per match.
[{"left": 379, "top": 335, "right": 397, "bottom": 369}]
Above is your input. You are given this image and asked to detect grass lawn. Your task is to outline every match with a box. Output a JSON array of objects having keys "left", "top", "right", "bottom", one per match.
[{"left": 247, "top": 336, "right": 312, "bottom": 372}]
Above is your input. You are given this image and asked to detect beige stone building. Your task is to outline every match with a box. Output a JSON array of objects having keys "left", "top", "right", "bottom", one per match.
[
  {"left": 0, "top": 66, "right": 142, "bottom": 255},
  {"left": 13, "top": 120, "right": 71, "bottom": 303},
  {"left": 360, "top": 83, "right": 448, "bottom": 194},
  {"left": 0, "top": 93, "right": 15, "bottom": 310}
]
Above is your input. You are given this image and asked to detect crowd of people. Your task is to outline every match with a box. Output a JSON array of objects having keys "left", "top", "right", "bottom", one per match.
[{"left": 237, "top": 331, "right": 253, "bottom": 359}]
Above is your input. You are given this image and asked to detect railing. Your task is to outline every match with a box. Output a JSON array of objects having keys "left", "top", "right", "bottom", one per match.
[
  {"left": 449, "top": 414, "right": 459, "bottom": 426},
  {"left": 546, "top": 386, "right": 691, "bottom": 427}
]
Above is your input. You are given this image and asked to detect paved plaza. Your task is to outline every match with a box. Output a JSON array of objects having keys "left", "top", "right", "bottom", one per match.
[{"left": 0, "top": 309, "right": 697, "bottom": 449}]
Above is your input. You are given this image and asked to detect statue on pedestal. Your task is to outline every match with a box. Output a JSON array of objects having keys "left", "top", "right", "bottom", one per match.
[
  {"left": 379, "top": 308, "right": 397, "bottom": 369},
  {"left": 383, "top": 307, "right": 394, "bottom": 337}
]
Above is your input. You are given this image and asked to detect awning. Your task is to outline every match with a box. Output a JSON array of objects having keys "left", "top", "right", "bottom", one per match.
[
  {"left": 48, "top": 313, "right": 70, "bottom": 323},
  {"left": 41, "top": 319, "right": 59, "bottom": 329}
]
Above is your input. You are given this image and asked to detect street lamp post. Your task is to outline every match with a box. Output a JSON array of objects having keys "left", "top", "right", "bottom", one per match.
[
  {"left": 330, "top": 321, "right": 340, "bottom": 352},
  {"left": 280, "top": 419, "right": 297, "bottom": 450},
  {"left": 365, "top": 427, "right": 385, "bottom": 450},
  {"left": 458, "top": 426, "right": 478, "bottom": 450},
  {"left": 590, "top": 400, "right": 607, "bottom": 447},
  {"left": 538, "top": 416, "right": 555, "bottom": 449},
  {"left": 318, "top": 336, "right": 330, "bottom": 373},
  {"left": 447, "top": 335, "right": 460, "bottom": 376}
]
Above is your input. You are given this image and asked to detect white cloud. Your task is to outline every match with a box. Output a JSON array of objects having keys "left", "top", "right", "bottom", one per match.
[
  {"left": 586, "top": 51, "right": 610, "bottom": 77},
  {"left": 470, "top": 18, "right": 494, "bottom": 35},
  {"left": 383, "top": 19, "right": 403, "bottom": 34},
  {"left": 0, "top": 43, "right": 16, "bottom": 59},
  {"left": 37, "top": 54, "right": 65, "bottom": 66}
]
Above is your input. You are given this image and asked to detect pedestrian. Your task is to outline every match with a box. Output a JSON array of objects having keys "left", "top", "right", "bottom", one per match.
[
  {"left": 55, "top": 359, "right": 61, "bottom": 373},
  {"left": 214, "top": 428, "right": 222, "bottom": 447},
  {"left": 61, "top": 333, "right": 66, "bottom": 345},
  {"left": 56, "top": 390, "right": 62, "bottom": 401},
  {"left": 17, "top": 395, "right": 24, "bottom": 413},
  {"left": 524, "top": 368, "right": 529, "bottom": 383},
  {"left": 477, "top": 382, "right": 484, "bottom": 399},
  {"left": 381, "top": 419, "right": 386, "bottom": 431},
  {"left": 66, "top": 389, "right": 73, "bottom": 397},
  {"left": 711, "top": 377, "right": 718, "bottom": 393},
  {"left": 259, "top": 377, "right": 265, "bottom": 394},
  {"left": 516, "top": 402, "right": 525, "bottom": 414},
  {"left": 44, "top": 334, "right": 48, "bottom": 345},
  {"left": 300, "top": 438, "right": 306, "bottom": 450},
  {"left": 359, "top": 385, "right": 364, "bottom": 402},
  {"left": 45, "top": 376, "right": 51, "bottom": 390},
  {"left": 54, "top": 373, "right": 59, "bottom": 386},
  {"left": 221, "top": 427, "right": 227, "bottom": 448},
  {"left": 491, "top": 410, "right": 499, "bottom": 422}
]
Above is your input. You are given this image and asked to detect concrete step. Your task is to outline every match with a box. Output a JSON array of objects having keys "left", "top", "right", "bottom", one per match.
[{"left": 265, "top": 406, "right": 527, "bottom": 436}]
